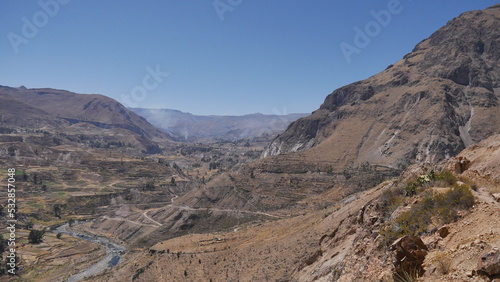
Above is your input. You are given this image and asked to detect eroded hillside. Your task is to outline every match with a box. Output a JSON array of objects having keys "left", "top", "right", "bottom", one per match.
[
  {"left": 96, "top": 134, "right": 500, "bottom": 282},
  {"left": 264, "top": 5, "right": 500, "bottom": 170}
]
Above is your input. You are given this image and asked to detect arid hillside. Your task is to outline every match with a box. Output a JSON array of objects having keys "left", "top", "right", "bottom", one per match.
[
  {"left": 95, "top": 134, "right": 500, "bottom": 282},
  {"left": 263, "top": 5, "right": 500, "bottom": 170},
  {"left": 0, "top": 85, "right": 170, "bottom": 154}
]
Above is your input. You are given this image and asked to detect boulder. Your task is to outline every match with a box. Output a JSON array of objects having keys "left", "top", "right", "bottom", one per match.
[
  {"left": 454, "top": 157, "right": 471, "bottom": 174},
  {"left": 477, "top": 247, "right": 500, "bottom": 277},
  {"left": 392, "top": 235, "right": 428, "bottom": 277},
  {"left": 438, "top": 226, "right": 450, "bottom": 238}
]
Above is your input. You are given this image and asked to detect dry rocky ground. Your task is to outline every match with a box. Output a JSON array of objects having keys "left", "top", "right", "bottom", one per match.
[{"left": 91, "top": 135, "right": 500, "bottom": 282}]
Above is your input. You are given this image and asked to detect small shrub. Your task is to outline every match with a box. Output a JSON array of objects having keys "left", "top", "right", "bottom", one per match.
[
  {"left": 28, "top": 229, "right": 45, "bottom": 244},
  {"left": 436, "top": 184, "right": 474, "bottom": 214},
  {"left": 402, "top": 172, "right": 435, "bottom": 197},
  {"left": 394, "top": 268, "right": 420, "bottom": 282},
  {"left": 380, "top": 188, "right": 404, "bottom": 217},
  {"left": 381, "top": 184, "right": 474, "bottom": 246},
  {"left": 403, "top": 182, "right": 418, "bottom": 197},
  {"left": 56, "top": 233, "right": 62, "bottom": 239},
  {"left": 435, "top": 171, "right": 457, "bottom": 186}
]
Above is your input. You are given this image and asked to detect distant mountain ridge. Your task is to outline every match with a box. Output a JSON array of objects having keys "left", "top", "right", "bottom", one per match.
[
  {"left": 0, "top": 86, "right": 170, "bottom": 153},
  {"left": 130, "top": 108, "right": 308, "bottom": 141},
  {"left": 262, "top": 4, "right": 500, "bottom": 170}
]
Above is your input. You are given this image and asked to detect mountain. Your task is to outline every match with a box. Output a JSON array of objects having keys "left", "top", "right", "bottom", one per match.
[
  {"left": 263, "top": 5, "right": 500, "bottom": 170},
  {"left": 130, "top": 108, "right": 308, "bottom": 141},
  {"left": 0, "top": 90, "right": 67, "bottom": 129},
  {"left": 0, "top": 86, "right": 170, "bottom": 153},
  {"left": 99, "top": 134, "right": 500, "bottom": 281}
]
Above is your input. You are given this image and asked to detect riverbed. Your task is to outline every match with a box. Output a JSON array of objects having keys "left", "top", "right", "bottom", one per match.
[{"left": 53, "top": 223, "right": 127, "bottom": 282}]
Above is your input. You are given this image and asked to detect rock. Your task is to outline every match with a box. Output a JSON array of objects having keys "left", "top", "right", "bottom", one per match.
[
  {"left": 454, "top": 157, "right": 471, "bottom": 174},
  {"left": 468, "top": 270, "right": 475, "bottom": 277},
  {"left": 391, "top": 235, "right": 428, "bottom": 277},
  {"left": 477, "top": 247, "right": 500, "bottom": 277},
  {"left": 369, "top": 215, "right": 379, "bottom": 225},
  {"left": 438, "top": 226, "right": 450, "bottom": 238},
  {"left": 303, "top": 250, "right": 322, "bottom": 266},
  {"left": 422, "top": 234, "right": 438, "bottom": 248},
  {"left": 492, "top": 193, "right": 500, "bottom": 203}
]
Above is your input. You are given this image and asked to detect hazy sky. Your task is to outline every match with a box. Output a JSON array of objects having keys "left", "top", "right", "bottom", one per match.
[{"left": 1, "top": 1, "right": 497, "bottom": 115}]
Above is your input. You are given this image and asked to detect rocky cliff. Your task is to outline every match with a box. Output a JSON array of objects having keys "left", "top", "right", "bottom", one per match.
[{"left": 263, "top": 5, "right": 500, "bottom": 170}]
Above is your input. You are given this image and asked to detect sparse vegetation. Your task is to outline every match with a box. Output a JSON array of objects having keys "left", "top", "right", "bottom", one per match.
[
  {"left": 0, "top": 127, "right": 15, "bottom": 134},
  {"left": 144, "top": 181, "right": 155, "bottom": 191},
  {"left": 379, "top": 187, "right": 405, "bottom": 217},
  {"left": 394, "top": 268, "right": 420, "bottom": 282},
  {"left": 380, "top": 171, "right": 474, "bottom": 246},
  {"left": 0, "top": 234, "right": 7, "bottom": 254},
  {"left": 28, "top": 229, "right": 45, "bottom": 244},
  {"left": 53, "top": 204, "right": 63, "bottom": 218},
  {"left": 25, "top": 220, "right": 34, "bottom": 230}
]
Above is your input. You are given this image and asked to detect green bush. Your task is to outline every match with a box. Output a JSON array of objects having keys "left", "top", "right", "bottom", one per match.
[
  {"left": 403, "top": 182, "right": 418, "bottom": 197},
  {"left": 380, "top": 188, "right": 404, "bottom": 217},
  {"left": 402, "top": 170, "right": 458, "bottom": 198},
  {"left": 28, "top": 229, "right": 45, "bottom": 244},
  {"left": 434, "top": 171, "right": 457, "bottom": 186},
  {"left": 402, "top": 173, "right": 434, "bottom": 197},
  {"left": 381, "top": 184, "right": 474, "bottom": 246},
  {"left": 435, "top": 184, "right": 474, "bottom": 212}
]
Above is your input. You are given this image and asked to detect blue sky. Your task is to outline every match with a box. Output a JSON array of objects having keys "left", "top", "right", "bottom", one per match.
[{"left": 1, "top": 0, "right": 497, "bottom": 115}]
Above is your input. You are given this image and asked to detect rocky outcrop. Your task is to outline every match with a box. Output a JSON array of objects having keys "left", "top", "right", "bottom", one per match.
[
  {"left": 454, "top": 156, "right": 471, "bottom": 174},
  {"left": 443, "top": 134, "right": 500, "bottom": 180},
  {"left": 477, "top": 247, "right": 500, "bottom": 278},
  {"left": 263, "top": 5, "right": 500, "bottom": 170},
  {"left": 391, "top": 235, "right": 428, "bottom": 278}
]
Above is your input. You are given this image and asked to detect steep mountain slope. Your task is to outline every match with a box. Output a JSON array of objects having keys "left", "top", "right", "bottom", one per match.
[
  {"left": 131, "top": 108, "right": 307, "bottom": 141},
  {"left": 95, "top": 134, "right": 500, "bottom": 281},
  {"left": 263, "top": 5, "right": 500, "bottom": 170},
  {"left": 294, "top": 134, "right": 500, "bottom": 282}
]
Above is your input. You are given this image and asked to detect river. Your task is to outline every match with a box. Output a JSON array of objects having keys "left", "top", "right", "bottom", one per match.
[{"left": 53, "top": 223, "right": 127, "bottom": 282}]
